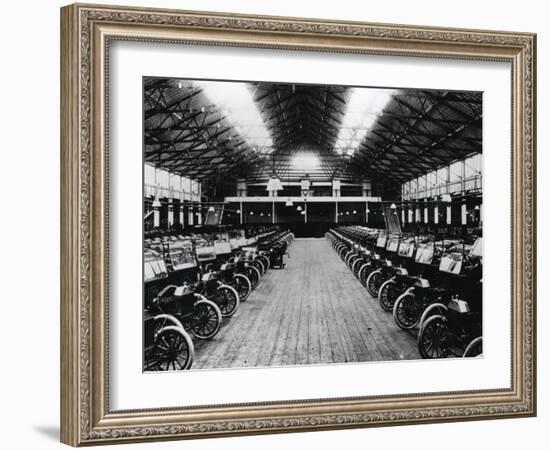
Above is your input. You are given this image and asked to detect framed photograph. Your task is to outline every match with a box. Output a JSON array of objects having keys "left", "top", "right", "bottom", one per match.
[{"left": 60, "top": 3, "right": 536, "bottom": 446}]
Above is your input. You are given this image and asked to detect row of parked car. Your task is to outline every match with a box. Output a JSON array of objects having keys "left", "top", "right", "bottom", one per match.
[
  {"left": 144, "top": 226, "right": 294, "bottom": 371},
  {"left": 326, "top": 225, "right": 483, "bottom": 359}
]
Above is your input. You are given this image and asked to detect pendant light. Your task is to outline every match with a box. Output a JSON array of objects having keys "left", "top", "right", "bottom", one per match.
[
  {"left": 296, "top": 205, "right": 303, "bottom": 212},
  {"left": 285, "top": 198, "right": 293, "bottom": 207},
  {"left": 266, "top": 153, "right": 283, "bottom": 192}
]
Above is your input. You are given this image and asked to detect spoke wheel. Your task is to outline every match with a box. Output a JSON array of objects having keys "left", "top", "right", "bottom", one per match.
[
  {"left": 463, "top": 336, "right": 483, "bottom": 357},
  {"left": 253, "top": 259, "right": 265, "bottom": 276},
  {"left": 419, "top": 303, "right": 448, "bottom": 331},
  {"left": 366, "top": 270, "right": 384, "bottom": 297},
  {"left": 146, "top": 326, "right": 194, "bottom": 371},
  {"left": 358, "top": 264, "right": 371, "bottom": 286},
  {"left": 233, "top": 274, "right": 251, "bottom": 301},
  {"left": 258, "top": 254, "right": 270, "bottom": 271},
  {"left": 246, "top": 266, "right": 261, "bottom": 289},
  {"left": 216, "top": 285, "right": 240, "bottom": 317},
  {"left": 351, "top": 258, "right": 363, "bottom": 275},
  {"left": 152, "top": 314, "right": 184, "bottom": 336},
  {"left": 378, "top": 279, "right": 399, "bottom": 311},
  {"left": 418, "top": 316, "right": 450, "bottom": 359},
  {"left": 191, "top": 299, "right": 222, "bottom": 339},
  {"left": 393, "top": 292, "right": 419, "bottom": 329}
]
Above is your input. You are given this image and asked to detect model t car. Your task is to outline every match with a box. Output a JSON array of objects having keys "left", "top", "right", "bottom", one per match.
[
  {"left": 143, "top": 309, "right": 194, "bottom": 371},
  {"left": 365, "top": 232, "right": 400, "bottom": 298},
  {"left": 359, "top": 231, "right": 392, "bottom": 292},
  {"left": 194, "top": 239, "right": 240, "bottom": 317},
  {"left": 143, "top": 248, "right": 196, "bottom": 371},
  {"left": 213, "top": 236, "right": 252, "bottom": 301},
  {"left": 416, "top": 237, "right": 483, "bottom": 358},
  {"left": 376, "top": 234, "right": 417, "bottom": 311}
]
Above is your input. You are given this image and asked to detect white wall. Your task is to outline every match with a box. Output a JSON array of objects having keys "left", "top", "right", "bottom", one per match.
[{"left": 0, "top": 0, "right": 547, "bottom": 449}]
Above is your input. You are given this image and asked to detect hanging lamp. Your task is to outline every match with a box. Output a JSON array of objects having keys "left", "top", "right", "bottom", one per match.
[{"left": 266, "top": 154, "right": 283, "bottom": 192}]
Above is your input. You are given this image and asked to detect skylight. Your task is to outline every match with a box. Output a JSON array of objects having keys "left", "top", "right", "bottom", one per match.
[
  {"left": 334, "top": 88, "right": 396, "bottom": 156},
  {"left": 194, "top": 80, "right": 273, "bottom": 151},
  {"left": 291, "top": 153, "right": 321, "bottom": 171}
]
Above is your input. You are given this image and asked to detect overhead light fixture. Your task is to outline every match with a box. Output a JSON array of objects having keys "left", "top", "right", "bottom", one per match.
[
  {"left": 208, "top": 206, "right": 215, "bottom": 212},
  {"left": 285, "top": 198, "right": 293, "bottom": 207},
  {"left": 266, "top": 175, "right": 284, "bottom": 192},
  {"left": 334, "top": 88, "right": 396, "bottom": 155},
  {"left": 266, "top": 153, "right": 283, "bottom": 192},
  {"left": 390, "top": 203, "right": 397, "bottom": 209},
  {"left": 152, "top": 197, "right": 161, "bottom": 208},
  {"left": 441, "top": 194, "right": 452, "bottom": 203},
  {"left": 474, "top": 205, "right": 480, "bottom": 210},
  {"left": 296, "top": 205, "right": 303, "bottom": 212},
  {"left": 300, "top": 210, "right": 306, "bottom": 216},
  {"left": 249, "top": 211, "right": 254, "bottom": 216},
  {"left": 353, "top": 210, "right": 357, "bottom": 214}
]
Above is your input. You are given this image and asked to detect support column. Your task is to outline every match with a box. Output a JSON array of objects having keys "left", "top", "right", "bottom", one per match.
[
  {"left": 408, "top": 207, "right": 413, "bottom": 223},
  {"left": 179, "top": 202, "right": 185, "bottom": 228},
  {"left": 272, "top": 201, "right": 275, "bottom": 224},
  {"left": 196, "top": 204, "right": 202, "bottom": 225},
  {"left": 434, "top": 204, "right": 439, "bottom": 224},
  {"left": 424, "top": 203, "right": 429, "bottom": 224},
  {"left": 188, "top": 205, "right": 194, "bottom": 226},
  {"left": 167, "top": 199, "right": 174, "bottom": 228},
  {"left": 239, "top": 201, "right": 243, "bottom": 225},
  {"left": 304, "top": 202, "right": 308, "bottom": 224},
  {"left": 365, "top": 202, "right": 369, "bottom": 224},
  {"left": 335, "top": 201, "right": 339, "bottom": 223},
  {"left": 446, "top": 204, "right": 452, "bottom": 225},
  {"left": 461, "top": 203, "right": 467, "bottom": 225},
  {"left": 152, "top": 197, "right": 161, "bottom": 228}
]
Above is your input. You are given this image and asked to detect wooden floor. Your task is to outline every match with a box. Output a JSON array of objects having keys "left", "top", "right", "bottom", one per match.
[{"left": 192, "top": 238, "right": 419, "bottom": 370}]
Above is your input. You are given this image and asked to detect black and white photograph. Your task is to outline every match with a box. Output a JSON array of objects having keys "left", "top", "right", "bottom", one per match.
[{"left": 142, "top": 77, "right": 483, "bottom": 372}]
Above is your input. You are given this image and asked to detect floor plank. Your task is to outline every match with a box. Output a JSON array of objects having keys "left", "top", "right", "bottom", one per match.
[{"left": 192, "top": 238, "right": 419, "bottom": 370}]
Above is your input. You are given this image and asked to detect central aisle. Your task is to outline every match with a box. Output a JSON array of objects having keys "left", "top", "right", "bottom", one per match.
[{"left": 192, "top": 238, "right": 418, "bottom": 370}]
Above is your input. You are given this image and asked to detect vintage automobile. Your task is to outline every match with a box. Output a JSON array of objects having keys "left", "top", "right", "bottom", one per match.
[
  {"left": 376, "top": 235, "right": 417, "bottom": 311},
  {"left": 213, "top": 238, "right": 252, "bottom": 302},
  {"left": 269, "top": 241, "right": 287, "bottom": 268},
  {"left": 195, "top": 241, "right": 240, "bottom": 317},
  {"left": 241, "top": 246, "right": 267, "bottom": 276},
  {"left": 417, "top": 292, "right": 482, "bottom": 358},
  {"left": 143, "top": 309, "right": 194, "bottom": 371},
  {"left": 394, "top": 237, "right": 482, "bottom": 333},
  {"left": 151, "top": 283, "right": 223, "bottom": 340},
  {"left": 143, "top": 248, "right": 170, "bottom": 301},
  {"left": 365, "top": 233, "right": 401, "bottom": 298},
  {"left": 231, "top": 252, "right": 262, "bottom": 289},
  {"left": 389, "top": 237, "right": 448, "bottom": 329},
  {"left": 358, "top": 231, "right": 391, "bottom": 292}
]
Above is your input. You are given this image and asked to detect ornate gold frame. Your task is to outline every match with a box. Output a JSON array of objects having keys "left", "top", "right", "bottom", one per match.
[{"left": 60, "top": 3, "right": 536, "bottom": 446}]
